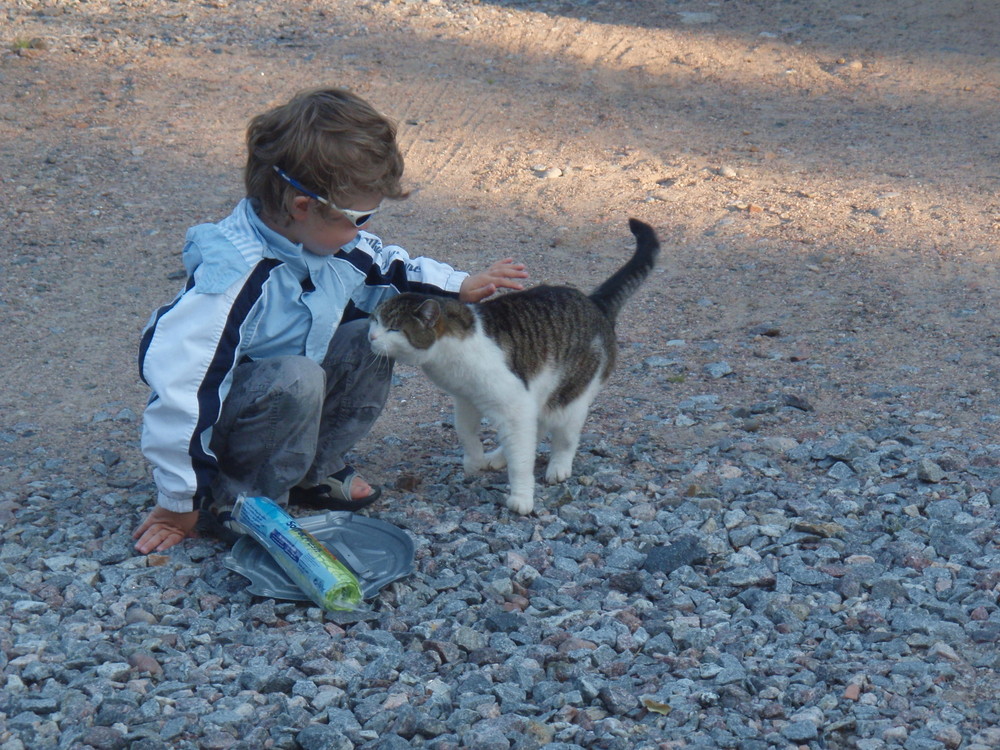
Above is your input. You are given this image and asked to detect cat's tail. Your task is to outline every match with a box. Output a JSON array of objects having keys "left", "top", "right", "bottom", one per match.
[{"left": 589, "top": 218, "right": 660, "bottom": 322}]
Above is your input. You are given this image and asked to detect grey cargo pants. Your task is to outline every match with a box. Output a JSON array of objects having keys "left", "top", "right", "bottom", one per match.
[{"left": 207, "top": 319, "right": 392, "bottom": 507}]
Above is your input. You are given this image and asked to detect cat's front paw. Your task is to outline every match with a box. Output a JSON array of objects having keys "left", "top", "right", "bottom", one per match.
[{"left": 505, "top": 492, "right": 534, "bottom": 515}]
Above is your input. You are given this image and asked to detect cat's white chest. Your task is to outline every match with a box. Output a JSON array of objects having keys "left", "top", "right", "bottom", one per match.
[{"left": 422, "top": 331, "right": 515, "bottom": 400}]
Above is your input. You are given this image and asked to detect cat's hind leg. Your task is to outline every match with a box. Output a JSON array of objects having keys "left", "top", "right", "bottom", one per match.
[
  {"left": 482, "top": 447, "right": 507, "bottom": 471},
  {"left": 544, "top": 394, "right": 594, "bottom": 484}
]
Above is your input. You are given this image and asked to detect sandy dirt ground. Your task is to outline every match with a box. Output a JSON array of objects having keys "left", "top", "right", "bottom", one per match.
[{"left": 1, "top": 0, "right": 998, "bottom": 498}]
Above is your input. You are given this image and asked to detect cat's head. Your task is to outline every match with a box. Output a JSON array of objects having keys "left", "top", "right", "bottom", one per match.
[{"left": 369, "top": 293, "right": 472, "bottom": 365}]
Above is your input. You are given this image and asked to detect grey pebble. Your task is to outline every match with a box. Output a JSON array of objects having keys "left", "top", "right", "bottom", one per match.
[
  {"left": 781, "top": 720, "right": 819, "bottom": 741},
  {"left": 296, "top": 725, "right": 353, "bottom": 750},
  {"left": 917, "top": 458, "right": 946, "bottom": 483},
  {"left": 704, "top": 361, "right": 734, "bottom": 379},
  {"left": 532, "top": 165, "right": 563, "bottom": 179},
  {"left": 642, "top": 535, "right": 707, "bottom": 574}
]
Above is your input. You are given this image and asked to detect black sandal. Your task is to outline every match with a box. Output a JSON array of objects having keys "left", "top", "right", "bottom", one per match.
[
  {"left": 289, "top": 466, "right": 383, "bottom": 512},
  {"left": 197, "top": 504, "right": 243, "bottom": 545}
]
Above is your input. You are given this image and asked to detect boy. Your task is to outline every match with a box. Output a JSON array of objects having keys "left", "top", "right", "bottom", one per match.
[{"left": 133, "top": 87, "right": 528, "bottom": 554}]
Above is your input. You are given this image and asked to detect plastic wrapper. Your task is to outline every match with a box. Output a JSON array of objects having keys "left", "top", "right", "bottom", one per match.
[{"left": 232, "top": 495, "right": 362, "bottom": 611}]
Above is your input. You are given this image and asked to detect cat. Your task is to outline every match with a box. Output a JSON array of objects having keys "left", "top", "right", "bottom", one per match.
[{"left": 368, "top": 218, "right": 660, "bottom": 514}]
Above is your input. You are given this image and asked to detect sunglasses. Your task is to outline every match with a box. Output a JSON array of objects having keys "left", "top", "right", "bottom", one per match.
[{"left": 272, "top": 166, "right": 380, "bottom": 227}]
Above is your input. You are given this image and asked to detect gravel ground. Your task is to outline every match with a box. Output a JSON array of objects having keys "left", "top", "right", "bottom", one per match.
[
  {"left": 3, "top": 404, "right": 1000, "bottom": 749},
  {"left": 2, "top": 1, "right": 999, "bottom": 749}
]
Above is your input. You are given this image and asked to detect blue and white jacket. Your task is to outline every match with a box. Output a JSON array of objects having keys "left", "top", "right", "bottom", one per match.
[{"left": 138, "top": 198, "right": 467, "bottom": 512}]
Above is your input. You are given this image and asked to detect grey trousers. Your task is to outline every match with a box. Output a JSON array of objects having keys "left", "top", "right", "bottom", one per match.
[{"left": 207, "top": 320, "right": 392, "bottom": 507}]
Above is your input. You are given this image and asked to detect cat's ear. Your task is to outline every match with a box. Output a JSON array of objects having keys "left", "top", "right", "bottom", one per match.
[{"left": 415, "top": 299, "right": 441, "bottom": 328}]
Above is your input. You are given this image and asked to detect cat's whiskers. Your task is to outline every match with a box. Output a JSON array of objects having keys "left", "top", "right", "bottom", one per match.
[{"left": 363, "top": 346, "right": 393, "bottom": 376}]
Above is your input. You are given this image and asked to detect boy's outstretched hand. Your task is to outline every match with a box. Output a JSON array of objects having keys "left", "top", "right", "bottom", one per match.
[
  {"left": 133, "top": 506, "right": 200, "bottom": 554},
  {"left": 459, "top": 258, "right": 529, "bottom": 303}
]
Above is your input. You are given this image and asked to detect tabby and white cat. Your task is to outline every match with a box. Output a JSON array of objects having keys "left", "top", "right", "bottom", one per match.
[{"left": 369, "top": 219, "right": 660, "bottom": 514}]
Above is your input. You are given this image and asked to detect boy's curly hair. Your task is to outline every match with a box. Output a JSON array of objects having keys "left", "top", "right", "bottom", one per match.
[{"left": 245, "top": 87, "right": 407, "bottom": 219}]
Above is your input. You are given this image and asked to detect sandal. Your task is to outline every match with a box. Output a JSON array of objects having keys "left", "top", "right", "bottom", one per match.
[
  {"left": 289, "top": 466, "right": 383, "bottom": 512},
  {"left": 197, "top": 502, "right": 243, "bottom": 546}
]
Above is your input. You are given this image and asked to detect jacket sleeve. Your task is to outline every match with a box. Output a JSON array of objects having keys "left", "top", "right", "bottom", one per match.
[
  {"left": 138, "top": 268, "right": 261, "bottom": 513},
  {"left": 340, "top": 231, "right": 468, "bottom": 313}
]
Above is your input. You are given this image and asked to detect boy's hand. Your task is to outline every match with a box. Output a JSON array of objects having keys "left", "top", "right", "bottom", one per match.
[
  {"left": 459, "top": 259, "right": 529, "bottom": 303},
  {"left": 133, "top": 506, "right": 200, "bottom": 554}
]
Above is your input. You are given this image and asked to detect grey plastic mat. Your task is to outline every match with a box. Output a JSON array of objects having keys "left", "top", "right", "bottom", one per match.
[{"left": 223, "top": 511, "right": 415, "bottom": 601}]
